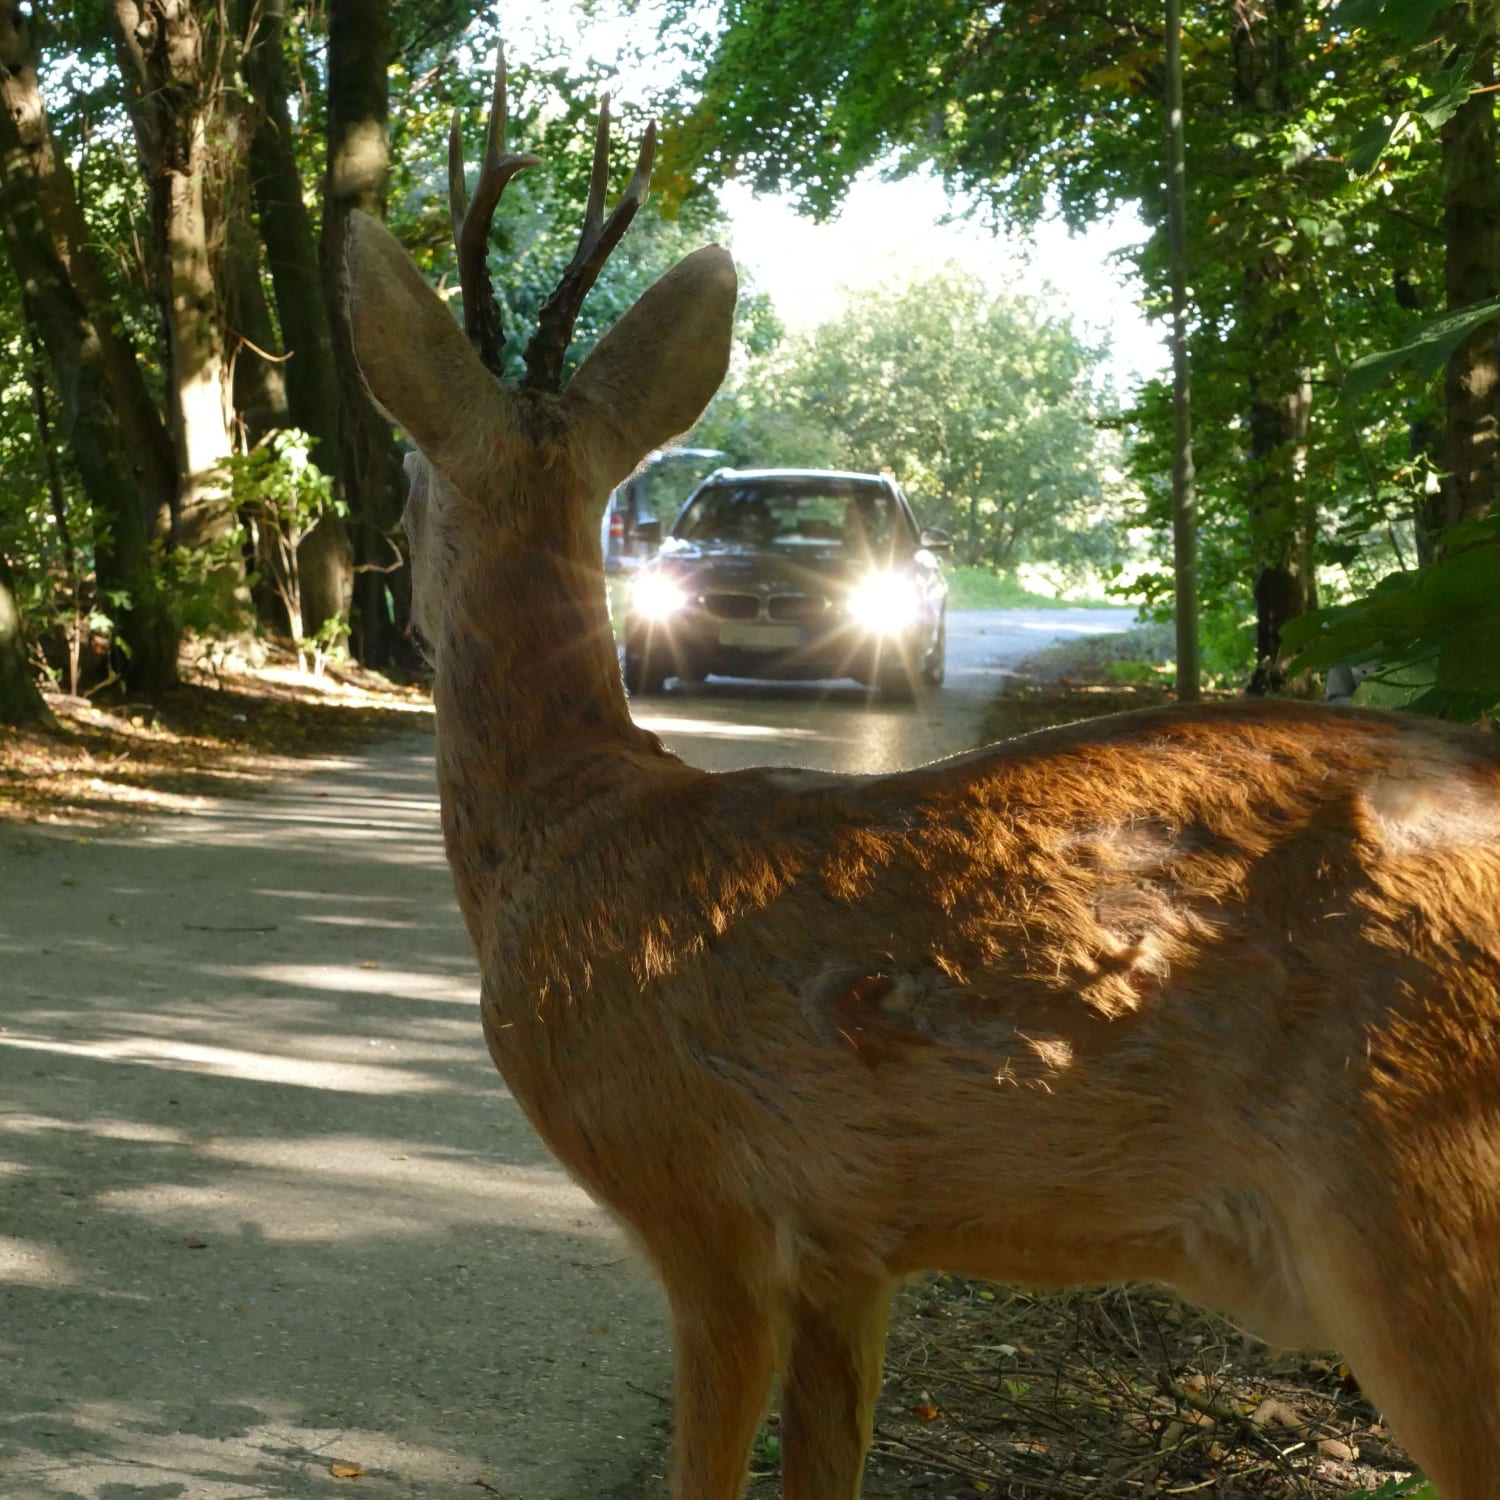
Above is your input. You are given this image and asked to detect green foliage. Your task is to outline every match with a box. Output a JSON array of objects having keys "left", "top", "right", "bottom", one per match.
[
  {"left": 389, "top": 24, "right": 760, "bottom": 388},
  {"left": 215, "top": 429, "right": 350, "bottom": 673},
  {"left": 694, "top": 271, "right": 1123, "bottom": 579},
  {"left": 1345, "top": 296, "right": 1500, "bottom": 403},
  {"left": 944, "top": 567, "right": 1114, "bottom": 610},
  {"left": 662, "top": 0, "right": 1484, "bottom": 694},
  {"left": 1343, "top": 1477, "right": 1439, "bottom": 1500},
  {"left": 1281, "top": 512, "right": 1500, "bottom": 722}
]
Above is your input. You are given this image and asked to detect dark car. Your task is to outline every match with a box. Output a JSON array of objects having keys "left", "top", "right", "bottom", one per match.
[{"left": 621, "top": 467, "right": 950, "bottom": 700}]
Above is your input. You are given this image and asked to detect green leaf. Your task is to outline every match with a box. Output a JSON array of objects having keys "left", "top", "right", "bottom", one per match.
[
  {"left": 1332, "top": 0, "right": 1458, "bottom": 43},
  {"left": 1343, "top": 297, "right": 1500, "bottom": 403},
  {"left": 1418, "top": 88, "right": 1469, "bottom": 130},
  {"left": 1347, "top": 114, "right": 1405, "bottom": 175}
]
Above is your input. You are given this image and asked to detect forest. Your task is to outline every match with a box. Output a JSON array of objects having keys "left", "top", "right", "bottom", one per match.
[{"left": 0, "top": 0, "right": 1497, "bottom": 725}]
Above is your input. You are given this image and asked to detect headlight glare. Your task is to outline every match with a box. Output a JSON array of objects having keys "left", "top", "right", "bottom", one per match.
[
  {"left": 847, "top": 572, "right": 921, "bottom": 632},
  {"left": 630, "top": 574, "right": 689, "bottom": 621}
]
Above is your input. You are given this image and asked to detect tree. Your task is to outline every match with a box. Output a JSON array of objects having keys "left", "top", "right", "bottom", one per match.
[
  {"left": 0, "top": 0, "right": 760, "bottom": 706},
  {"left": 237, "top": 0, "right": 353, "bottom": 636},
  {"left": 660, "top": 0, "right": 1454, "bottom": 687},
  {"left": 110, "top": 0, "right": 236, "bottom": 548},
  {"left": 1432, "top": 0, "right": 1500, "bottom": 542},
  {"left": 1163, "top": 0, "right": 1199, "bottom": 700},
  {"left": 322, "top": 0, "right": 408, "bottom": 666},
  {"left": 0, "top": 0, "right": 181, "bottom": 689},
  {"left": 0, "top": 66, "right": 179, "bottom": 690},
  {"left": 0, "top": 555, "right": 47, "bottom": 724},
  {"left": 698, "top": 272, "right": 1113, "bottom": 575}
]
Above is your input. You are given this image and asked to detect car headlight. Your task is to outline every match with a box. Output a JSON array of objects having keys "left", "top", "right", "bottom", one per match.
[
  {"left": 847, "top": 571, "right": 921, "bottom": 632},
  {"left": 630, "top": 573, "right": 690, "bottom": 620}
]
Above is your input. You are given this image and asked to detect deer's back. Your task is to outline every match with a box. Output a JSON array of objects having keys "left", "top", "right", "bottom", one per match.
[{"left": 475, "top": 701, "right": 1500, "bottom": 1285}]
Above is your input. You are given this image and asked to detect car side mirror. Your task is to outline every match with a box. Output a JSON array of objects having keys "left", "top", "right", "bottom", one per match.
[
  {"left": 919, "top": 527, "right": 952, "bottom": 551},
  {"left": 632, "top": 517, "right": 662, "bottom": 548}
]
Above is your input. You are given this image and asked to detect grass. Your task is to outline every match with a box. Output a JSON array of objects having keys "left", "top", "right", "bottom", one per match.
[{"left": 944, "top": 566, "right": 1125, "bottom": 612}]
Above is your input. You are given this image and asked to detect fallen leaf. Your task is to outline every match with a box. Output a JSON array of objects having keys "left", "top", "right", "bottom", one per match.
[
  {"left": 1317, "top": 1437, "right": 1358, "bottom": 1461},
  {"left": 330, "top": 1461, "right": 366, "bottom": 1479},
  {"left": 912, "top": 1403, "right": 941, "bottom": 1422},
  {"left": 1249, "top": 1398, "right": 1300, "bottom": 1428}
]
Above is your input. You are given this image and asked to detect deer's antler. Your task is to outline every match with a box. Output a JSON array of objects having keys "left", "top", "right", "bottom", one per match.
[
  {"left": 448, "top": 36, "right": 541, "bottom": 377},
  {"left": 521, "top": 96, "right": 657, "bottom": 391}
]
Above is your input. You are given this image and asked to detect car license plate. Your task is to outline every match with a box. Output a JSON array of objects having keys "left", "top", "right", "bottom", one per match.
[{"left": 718, "top": 623, "right": 802, "bottom": 650}]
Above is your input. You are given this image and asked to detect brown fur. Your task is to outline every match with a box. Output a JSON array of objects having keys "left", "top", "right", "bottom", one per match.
[{"left": 344, "top": 135, "right": 1500, "bottom": 1498}]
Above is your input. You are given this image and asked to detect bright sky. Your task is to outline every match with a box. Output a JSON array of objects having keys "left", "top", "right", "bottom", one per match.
[
  {"left": 500, "top": 1, "right": 1165, "bottom": 393},
  {"left": 718, "top": 176, "right": 1161, "bottom": 390}
]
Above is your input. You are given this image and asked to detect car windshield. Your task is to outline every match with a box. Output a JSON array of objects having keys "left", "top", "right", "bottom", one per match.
[{"left": 675, "top": 481, "right": 904, "bottom": 558}]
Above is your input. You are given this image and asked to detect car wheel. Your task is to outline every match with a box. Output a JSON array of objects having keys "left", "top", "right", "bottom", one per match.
[
  {"left": 921, "top": 613, "right": 946, "bottom": 688},
  {"left": 623, "top": 653, "right": 667, "bottom": 696}
]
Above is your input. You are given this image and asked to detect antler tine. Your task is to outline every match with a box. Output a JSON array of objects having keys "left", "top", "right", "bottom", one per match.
[
  {"left": 448, "top": 34, "right": 541, "bottom": 377},
  {"left": 521, "top": 99, "right": 657, "bottom": 391}
]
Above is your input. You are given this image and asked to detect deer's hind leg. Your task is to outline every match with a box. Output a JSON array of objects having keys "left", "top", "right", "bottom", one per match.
[{"left": 779, "top": 1278, "right": 893, "bottom": 1500}]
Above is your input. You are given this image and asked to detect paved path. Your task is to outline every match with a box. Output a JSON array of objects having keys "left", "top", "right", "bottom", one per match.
[{"left": 0, "top": 607, "right": 1133, "bottom": 1499}]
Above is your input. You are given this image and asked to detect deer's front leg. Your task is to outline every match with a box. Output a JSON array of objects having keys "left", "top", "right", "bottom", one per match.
[
  {"left": 780, "top": 1279, "right": 892, "bottom": 1500},
  {"left": 666, "top": 1271, "right": 779, "bottom": 1500}
]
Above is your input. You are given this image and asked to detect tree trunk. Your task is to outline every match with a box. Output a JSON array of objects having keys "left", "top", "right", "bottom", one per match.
[
  {"left": 0, "top": 557, "right": 49, "bottom": 727},
  {"left": 240, "top": 0, "right": 353, "bottom": 634},
  {"left": 223, "top": 213, "right": 290, "bottom": 450},
  {"left": 322, "top": 0, "right": 410, "bottom": 667},
  {"left": 0, "top": 64, "right": 180, "bottom": 691},
  {"left": 1232, "top": 0, "right": 1316, "bottom": 696},
  {"left": 111, "top": 0, "right": 240, "bottom": 601},
  {"left": 1164, "top": 0, "right": 1200, "bottom": 702},
  {"left": 1429, "top": 0, "right": 1500, "bottom": 548},
  {"left": 0, "top": 0, "right": 176, "bottom": 542}
]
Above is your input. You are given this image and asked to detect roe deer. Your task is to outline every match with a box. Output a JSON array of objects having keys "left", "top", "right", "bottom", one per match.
[{"left": 344, "top": 36, "right": 1500, "bottom": 1500}]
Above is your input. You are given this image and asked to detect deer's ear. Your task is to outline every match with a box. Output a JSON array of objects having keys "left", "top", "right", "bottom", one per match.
[
  {"left": 345, "top": 210, "right": 510, "bottom": 486},
  {"left": 566, "top": 245, "right": 737, "bottom": 487}
]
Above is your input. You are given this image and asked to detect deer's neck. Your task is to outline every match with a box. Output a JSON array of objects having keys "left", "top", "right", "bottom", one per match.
[{"left": 431, "top": 539, "right": 667, "bottom": 895}]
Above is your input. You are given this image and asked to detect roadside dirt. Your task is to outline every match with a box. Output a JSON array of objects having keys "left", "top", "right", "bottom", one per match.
[
  {"left": 0, "top": 651, "right": 432, "bottom": 826},
  {"left": 850, "top": 1280, "right": 1413, "bottom": 1499}
]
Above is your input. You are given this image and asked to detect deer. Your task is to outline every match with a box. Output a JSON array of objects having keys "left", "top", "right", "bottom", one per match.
[{"left": 343, "top": 35, "right": 1500, "bottom": 1500}]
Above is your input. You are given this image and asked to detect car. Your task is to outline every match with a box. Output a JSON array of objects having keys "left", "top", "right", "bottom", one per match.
[
  {"left": 600, "top": 446, "right": 725, "bottom": 574},
  {"left": 621, "top": 467, "right": 950, "bottom": 700}
]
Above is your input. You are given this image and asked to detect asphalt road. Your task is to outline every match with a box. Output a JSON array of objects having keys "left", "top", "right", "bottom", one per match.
[
  {"left": 630, "top": 607, "right": 1137, "bottom": 774},
  {"left": 0, "top": 606, "right": 1132, "bottom": 1500}
]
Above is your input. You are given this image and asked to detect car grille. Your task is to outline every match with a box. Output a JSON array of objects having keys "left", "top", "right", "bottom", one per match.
[
  {"left": 702, "top": 592, "right": 759, "bottom": 621},
  {"left": 768, "top": 593, "right": 830, "bottom": 624}
]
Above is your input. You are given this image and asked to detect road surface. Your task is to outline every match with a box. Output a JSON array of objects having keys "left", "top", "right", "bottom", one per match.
[
  {"left": 629, "top": 607, "right": 1136, "bottom": 774},
  {"left": 0, "top": 607, "right": 1131, "bottom": 1499}
]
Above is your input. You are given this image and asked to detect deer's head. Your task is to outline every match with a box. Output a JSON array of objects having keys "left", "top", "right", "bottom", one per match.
[{"left": 344, "top": 41, "right": 736, "bottom": 656}]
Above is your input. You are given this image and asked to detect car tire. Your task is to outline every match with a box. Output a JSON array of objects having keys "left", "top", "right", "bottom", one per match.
[
  {"left": 921, "top": 614, "right": 946, "bottom": 688},
  {"left": 623, "top": 653, "right": 667, "bottom": 696}
]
